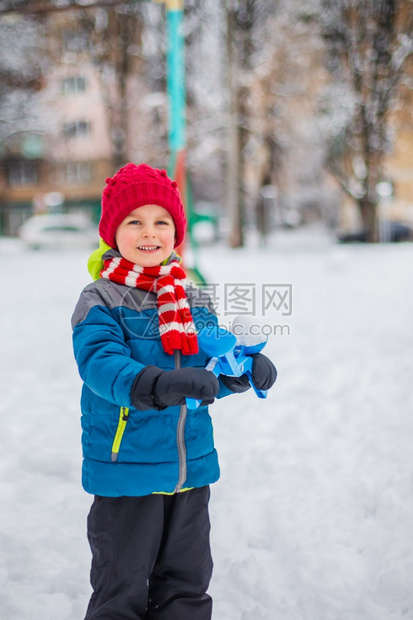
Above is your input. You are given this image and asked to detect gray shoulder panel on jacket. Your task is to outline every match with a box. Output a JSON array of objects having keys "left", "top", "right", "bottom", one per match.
[
  {"left": 72, "top": 279, "right": 216, "bottom": 329},
  {"left": 71, "top": 280, "right": 157, "bottom": 328}
]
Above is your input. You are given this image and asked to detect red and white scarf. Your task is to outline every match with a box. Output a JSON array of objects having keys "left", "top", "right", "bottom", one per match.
[{"left": 101, "top": 256, "right": 198, "bottom": 356}]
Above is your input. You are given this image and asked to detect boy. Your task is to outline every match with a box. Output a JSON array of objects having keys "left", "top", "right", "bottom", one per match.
[{"left": 72, "top": 163, "right": 277, "bottom": 619}]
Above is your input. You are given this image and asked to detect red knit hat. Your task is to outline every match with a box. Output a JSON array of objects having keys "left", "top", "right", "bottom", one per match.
[{"left": 99, "top": 163, "right": 186, "bottom": 249}]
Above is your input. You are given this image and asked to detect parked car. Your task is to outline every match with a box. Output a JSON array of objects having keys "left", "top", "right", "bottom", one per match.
[
  {"left": 18, "top": 213, "right": 99, "bottom": 250},
  {"left": 338, "top": 221, "right": 413, "bottom": 243}
]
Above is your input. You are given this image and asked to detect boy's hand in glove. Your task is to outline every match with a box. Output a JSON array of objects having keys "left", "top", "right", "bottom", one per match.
[
  {"left": 220, "top": 353, "right": 277, "bottom": 393},
  {"left": 249, "top": 353, "right": 277, "bottom": 390},
  {"left": 131, "top": 366, "right": 219, "bottom": 410}
]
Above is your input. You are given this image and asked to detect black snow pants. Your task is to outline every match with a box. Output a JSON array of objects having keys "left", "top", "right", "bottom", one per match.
[{"left": 84, "top": 486, "right": 213, "bottom": 620}]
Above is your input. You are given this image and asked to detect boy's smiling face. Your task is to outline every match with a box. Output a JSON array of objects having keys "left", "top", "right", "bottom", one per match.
[{"left": 115, "top": 204, "right": 176, "bottom": 267}]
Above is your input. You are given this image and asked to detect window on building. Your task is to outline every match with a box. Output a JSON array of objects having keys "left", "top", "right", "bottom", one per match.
[
  {"left": 62, "top": 76, "right": 87, "bottom": 95},
  {"left": 62, "top": 30, "right": 90, "bottom": 53},
  {"left": 63, "top": 121, "right": 91, "bottom": 138},
  {"left": 5, "top": 160, "right": 38, "bottom": 187},
  {"left": 66, "top": 161, "right": 92, "bottom": 185}
]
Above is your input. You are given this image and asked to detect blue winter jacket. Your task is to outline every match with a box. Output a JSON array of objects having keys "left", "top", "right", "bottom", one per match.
[{"left": 72, "top": 254, "right": 233, "bottom": 497}]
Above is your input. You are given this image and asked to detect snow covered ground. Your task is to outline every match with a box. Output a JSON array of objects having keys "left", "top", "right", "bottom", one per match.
[{"left": 1, "top": 226, "right": 412, "bottom": 620}]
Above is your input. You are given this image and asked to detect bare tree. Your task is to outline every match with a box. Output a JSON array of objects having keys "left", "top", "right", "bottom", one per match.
[
  {"left": 0, "top": 16, "right": 46, "bottom": 151},
  {"left": 70, "top": 4, "right": 145, "bottom": 170},
  {"left": 224, "top": 0, "right": 277, "bottom": 247},
  {"left": 245, "top": 1, "right": 330, "bottom": 228},
  {"left": 321, "top": 0, "right": 413, "bottom": 241}
]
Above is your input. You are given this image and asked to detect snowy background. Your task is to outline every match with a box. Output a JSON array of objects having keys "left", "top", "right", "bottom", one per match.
[{"left": 1, "top": 225, "right": 412, "bottom": 619}]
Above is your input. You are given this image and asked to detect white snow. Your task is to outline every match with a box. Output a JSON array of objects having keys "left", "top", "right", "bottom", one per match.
[{"left": 1, "top": 226, "right": 412, "bottom": 620}]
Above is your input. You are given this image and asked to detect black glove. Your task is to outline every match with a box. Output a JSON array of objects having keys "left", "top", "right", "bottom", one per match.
[
  {"left": 131, "top": 365, "right": 219, "bottom": 410},
  {"left": 249, "top": 353, "right": 277, "bottom": 390},
  {"left": 220, "top": 353, "right": 277, "bottom": 393},
  {"left": 220, "top": 372, "right": 251, "bottom": 393}
]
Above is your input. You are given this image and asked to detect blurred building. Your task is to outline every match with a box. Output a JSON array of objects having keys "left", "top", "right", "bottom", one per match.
[
  {"left": 385, "top": 119, "right": 413, "bottom": 223},
  {"left": 0, "top": 7, "right": 167, "bottom": 236},
  {"left": 1, "top": 13, "right": 109, "bottom": 234}
]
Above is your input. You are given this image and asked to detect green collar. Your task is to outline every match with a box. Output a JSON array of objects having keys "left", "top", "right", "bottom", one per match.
[{"left": 87, "top": 239, "right": 181, "bottom": 280}]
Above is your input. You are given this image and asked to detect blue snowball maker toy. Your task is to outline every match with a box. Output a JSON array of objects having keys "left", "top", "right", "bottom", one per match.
[{"left": 186, "top": 324, "right": 268, "bottom": 410}]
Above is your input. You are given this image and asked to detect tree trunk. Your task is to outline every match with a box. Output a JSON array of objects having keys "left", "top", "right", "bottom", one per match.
[
  {"left": 359, "top": 197, "right": 379, "bottom": 243},
  {"left": 112, "top": 11, "right": 130, "bottom": 169},
  {"left": 225, "top": 6, "right": 243, "bottom": 248}
]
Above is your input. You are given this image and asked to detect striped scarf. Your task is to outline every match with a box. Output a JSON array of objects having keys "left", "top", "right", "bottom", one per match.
[{"left": 101, "top": 257, "right": 198, "bottom": 356}]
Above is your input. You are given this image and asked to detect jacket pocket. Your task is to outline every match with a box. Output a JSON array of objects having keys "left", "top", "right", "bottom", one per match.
[{"left": 111, "top": 407, "right": 130, "bottom": 462}]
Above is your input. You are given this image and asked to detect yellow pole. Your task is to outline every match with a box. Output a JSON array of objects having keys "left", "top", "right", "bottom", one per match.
[{"left": 154, "top": 0, "right": 183, "bottom": 10}]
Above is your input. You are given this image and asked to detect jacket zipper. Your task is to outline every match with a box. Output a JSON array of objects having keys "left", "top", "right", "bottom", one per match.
[
  {"left": 111, "top": 406, "right": 129, "bottom": 462},
  {"left": 174, "top": 349, "right": 188, "bottom": 493}
]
